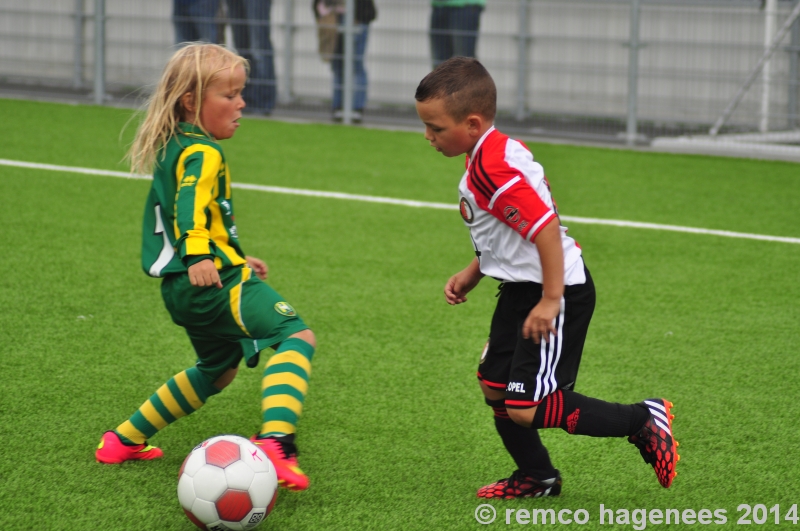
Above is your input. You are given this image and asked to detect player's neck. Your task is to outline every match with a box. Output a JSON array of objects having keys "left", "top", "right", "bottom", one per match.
[{"left": 467, "top": 123, "right": 495, "bottom": 158}]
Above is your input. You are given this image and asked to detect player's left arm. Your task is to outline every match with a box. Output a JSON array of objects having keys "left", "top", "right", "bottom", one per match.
[
  {"left": 484, "top": 169, "right": 563, "bottom": 344},
  {"left": 522, "top": 218, "right": 564, "bottom": 344},
  {"left": 246, "top": 256, "right": 269, "bottom": 280}
]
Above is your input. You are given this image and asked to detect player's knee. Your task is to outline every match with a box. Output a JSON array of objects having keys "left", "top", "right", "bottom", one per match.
[
  {"left": 507, "top": 406, "right": 537, "bottom": 427},
  {"left": 480, "top": 381, "right": 505, "bottom": 401},
  {"left": 485, "top": 396, "right": 510, "bottom": 419},
  {"left": 213, "top": 367, "right": 239, "bottom": 390},
  {"left": 289, "top": 328, "right": 316, "bottom": 349},
  {"left": 485, "top": 397, "right": 504, "bottom": 408}
]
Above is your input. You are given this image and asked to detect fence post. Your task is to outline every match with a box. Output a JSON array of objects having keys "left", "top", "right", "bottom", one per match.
[
  {"left": 515, "top": 0, "right": 530, "bottom": 122},
  {"left": 93, "top": 0, "right": 105, "bottom": 105},
  {"left": 73, "top": 0, "right": 84, "bottom": 89},
  {"left": 281, "top": 0, "right": 295, "bottom": 104},
  {"left": 760, "top": 0, "right": 778, "bottom": 132},
  {"left": 342, "top": 0, "right": 355, "bottom": 124},
  {"left": 625, "top": 0, "right": 641, "bottom": 146},
  {"left": 788, "top": 0, "right": 800, "bottom": 128}
]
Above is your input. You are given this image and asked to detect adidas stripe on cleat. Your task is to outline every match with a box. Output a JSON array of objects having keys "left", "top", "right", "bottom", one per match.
[
  {"left": 95, "top": 431, "right": 164, "bottom": 464},
  {"left": 477, "top": 470, "right": 562, "bottom": 499},
  {"left": 250, "top": 435, "right": 309, "bottom": 491},
  {"left": 629, "top": 398, "right": 680, "bottom": 488}
]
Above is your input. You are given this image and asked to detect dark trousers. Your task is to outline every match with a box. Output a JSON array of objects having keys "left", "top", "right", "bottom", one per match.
[
  {"left": 430, "top": 5, "right": 483, "bottom": 67},
  {"left": 173, "top": 0, "right": 220, "bottom": 44},
  {"left": 227, "top": 0, "right": 277, "bottom": 112}
]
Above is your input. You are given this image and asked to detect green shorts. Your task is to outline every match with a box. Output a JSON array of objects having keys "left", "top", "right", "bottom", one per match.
[{"left": 161, "top": 265, "right": 309, "bottom": 380}]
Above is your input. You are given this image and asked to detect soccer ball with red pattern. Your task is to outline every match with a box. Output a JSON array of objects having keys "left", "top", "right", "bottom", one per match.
[{"left": 178, "top": 435, "right": 278, "bottom": 530}]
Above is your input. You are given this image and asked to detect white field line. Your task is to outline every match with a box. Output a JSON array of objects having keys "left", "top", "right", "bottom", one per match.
[{"left": 3, "top": 158, "right": 799, "bottom": 245}]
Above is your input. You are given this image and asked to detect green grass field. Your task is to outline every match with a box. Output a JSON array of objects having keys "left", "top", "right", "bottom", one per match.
[{"left": 1, "top": 98, "right": 799, "bottom": 530}]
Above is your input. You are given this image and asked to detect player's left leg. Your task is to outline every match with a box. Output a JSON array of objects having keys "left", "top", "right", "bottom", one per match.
[
  {"left": 478, "top": 390, "right": 562, "bottom": 499},
  {"left": 252, "top": 329, "right": 315, "bottom": 491},
  {"left": 476, "top": 284, "right": 561, "bottom": 499},
  {"left": 232, "top": 271, "right": 316, "bottom": 490}
]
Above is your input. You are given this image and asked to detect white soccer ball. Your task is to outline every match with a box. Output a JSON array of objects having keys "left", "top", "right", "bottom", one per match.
[{"left": 177, "top": 435, "right": 278, "bottom": 531}]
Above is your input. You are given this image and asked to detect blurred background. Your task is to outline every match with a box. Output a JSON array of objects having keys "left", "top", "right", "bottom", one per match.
[{"left": 2, "top": 0, "right": 800, "bottom": 157}]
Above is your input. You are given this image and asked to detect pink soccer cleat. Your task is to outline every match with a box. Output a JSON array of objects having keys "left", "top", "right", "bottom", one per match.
[
  {"left": 250, "top": 435, "right": 309, "bottom": 491},
  {"left": 95, "top": 431, "right": 164, "bottom": 464}
]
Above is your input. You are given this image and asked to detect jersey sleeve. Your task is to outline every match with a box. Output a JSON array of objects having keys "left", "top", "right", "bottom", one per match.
[
  {"left": 467, "top": 150, "right": 557, "bottom": 242},
  {"left": 174, "top": 144, "right": 223, "bottom": 260}
]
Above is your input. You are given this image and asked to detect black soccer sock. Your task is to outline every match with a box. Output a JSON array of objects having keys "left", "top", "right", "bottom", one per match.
[
  {"left": 531, "top": 389, "right": 649, "bottom": 438},
  {"left": 489, "top": 399, "right": 557, "bottom": 479}
]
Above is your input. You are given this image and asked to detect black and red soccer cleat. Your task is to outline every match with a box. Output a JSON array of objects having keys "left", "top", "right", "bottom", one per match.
[
  {"left": 477, "top": 470, "right": 562, "bottom": 499},
  {"left": 629, "top": 398, "right": 680, "bottom": 488}
]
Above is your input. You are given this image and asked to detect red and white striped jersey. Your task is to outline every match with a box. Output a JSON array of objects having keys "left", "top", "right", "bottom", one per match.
[{"left": 458, "top": 127, "right": 586, "bottom": 285}]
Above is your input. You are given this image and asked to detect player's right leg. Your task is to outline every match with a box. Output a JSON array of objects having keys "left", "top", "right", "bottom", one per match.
[
  {"left": 627, "top": 398, "right": 679, "bottom": 488},
  {"left": 97, "top": 267, "right": 246, "bottom": 465},
  {"left": 502, "top": 272, "right": 679, "bottom": 488}
]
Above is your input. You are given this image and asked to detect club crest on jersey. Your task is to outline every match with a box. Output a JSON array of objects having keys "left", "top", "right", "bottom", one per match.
[
  {"left": 274, "top": 302, "right": 296, "bottom": 316},
  {"left": 503, "top": 206, "right": 520, "bottom": 224},
  {"left": 459, "top": 197, "right": 474, "bottom": 223}
]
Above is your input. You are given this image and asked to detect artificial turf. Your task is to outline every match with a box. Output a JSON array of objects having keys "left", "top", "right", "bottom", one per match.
[{"left": 0, "top": 98, "right": 799, "bottom": 530}]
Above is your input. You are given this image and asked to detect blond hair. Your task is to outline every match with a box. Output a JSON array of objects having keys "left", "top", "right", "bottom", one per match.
[{"left": 127, "top": 43, "right": 248, "bottom": 174}]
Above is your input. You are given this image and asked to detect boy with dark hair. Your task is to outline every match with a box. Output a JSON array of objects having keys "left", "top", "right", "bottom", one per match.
[{"left": 415, "top": 57, "right": 679, "bottom": 498}]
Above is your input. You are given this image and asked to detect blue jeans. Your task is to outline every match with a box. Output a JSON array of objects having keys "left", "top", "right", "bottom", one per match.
[
  {"left": 227, "top": 0, "right": 277, "bottom": 112},
  {"left": 430, "top": 5, "right": 483, "bottom": 67},
  {"left": 173, "top": 0, "right": 220, "bottom": 44},
  {"left": 331, "top": 20, "right": 370, "bottom": 111}
]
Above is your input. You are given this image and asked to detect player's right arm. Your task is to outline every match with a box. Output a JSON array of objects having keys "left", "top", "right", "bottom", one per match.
[
  {"left": 444, "top": 258, "right": 484, "bottom": 305},
  {"left": 188, "top": 259, "right": 223, "bottom": 288},
  {"left": 174, "top": 145, "right": 224, "bottom": 288}
]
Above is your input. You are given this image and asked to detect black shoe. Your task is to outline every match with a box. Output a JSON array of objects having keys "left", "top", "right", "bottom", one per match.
[
  {"left": 476, "top": 470, "right": 561, "bottom": 499},
  {"left": 628, "top": 398, "right": 679, "bottom": 488}
]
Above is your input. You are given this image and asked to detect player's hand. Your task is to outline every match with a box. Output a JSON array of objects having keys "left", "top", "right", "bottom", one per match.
[
  {"left": 188, "top": 259, "right": 223, "bottom": 288},
  {"left": 444, "top": 267, "right": 483, "bottom": 305},
  {"left": 523, "top": 297, "right": 560, "bottom": 344},
  {"left": 246, "top": 256, "right": 268, "bottom": 280}
]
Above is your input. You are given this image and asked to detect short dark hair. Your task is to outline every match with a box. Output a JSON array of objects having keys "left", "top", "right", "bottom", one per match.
[{"left": 415, "top": 57, "right": 497, "bottom": 122}]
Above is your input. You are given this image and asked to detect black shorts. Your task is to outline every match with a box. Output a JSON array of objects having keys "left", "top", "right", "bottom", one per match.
[{"left": 477, "top": 267, "right": 596, "bottom": 409}]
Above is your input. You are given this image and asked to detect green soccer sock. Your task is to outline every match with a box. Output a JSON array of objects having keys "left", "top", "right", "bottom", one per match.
[
  {"left": 115, "top": 367, "right": 219, "bottom": 445},
  {"left": 259, "top": 338, "right": 315, "bottom": 438}
]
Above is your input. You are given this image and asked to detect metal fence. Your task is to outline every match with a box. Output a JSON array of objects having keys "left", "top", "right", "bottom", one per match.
[{"left": 2, "top": 0, "right": 799, "bottom": 146}]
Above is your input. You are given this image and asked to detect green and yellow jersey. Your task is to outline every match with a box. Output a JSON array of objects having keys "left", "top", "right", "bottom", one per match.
[{"left": 142, "top": 123, "right": 247, "bottom": 277}]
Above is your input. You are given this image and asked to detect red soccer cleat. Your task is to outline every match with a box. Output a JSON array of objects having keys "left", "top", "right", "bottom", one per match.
[
  {"left": 629, "top": 398, "right": 680, "bottom": 488},
  {"left": 477, "top": 470, "right": 562, "bottom": 499},
  {"left": 250, "top": 435, "right": 309, "bottom": 491},
  {"left": 95, "top": 431, "right": 164, "bottom": 464}
]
